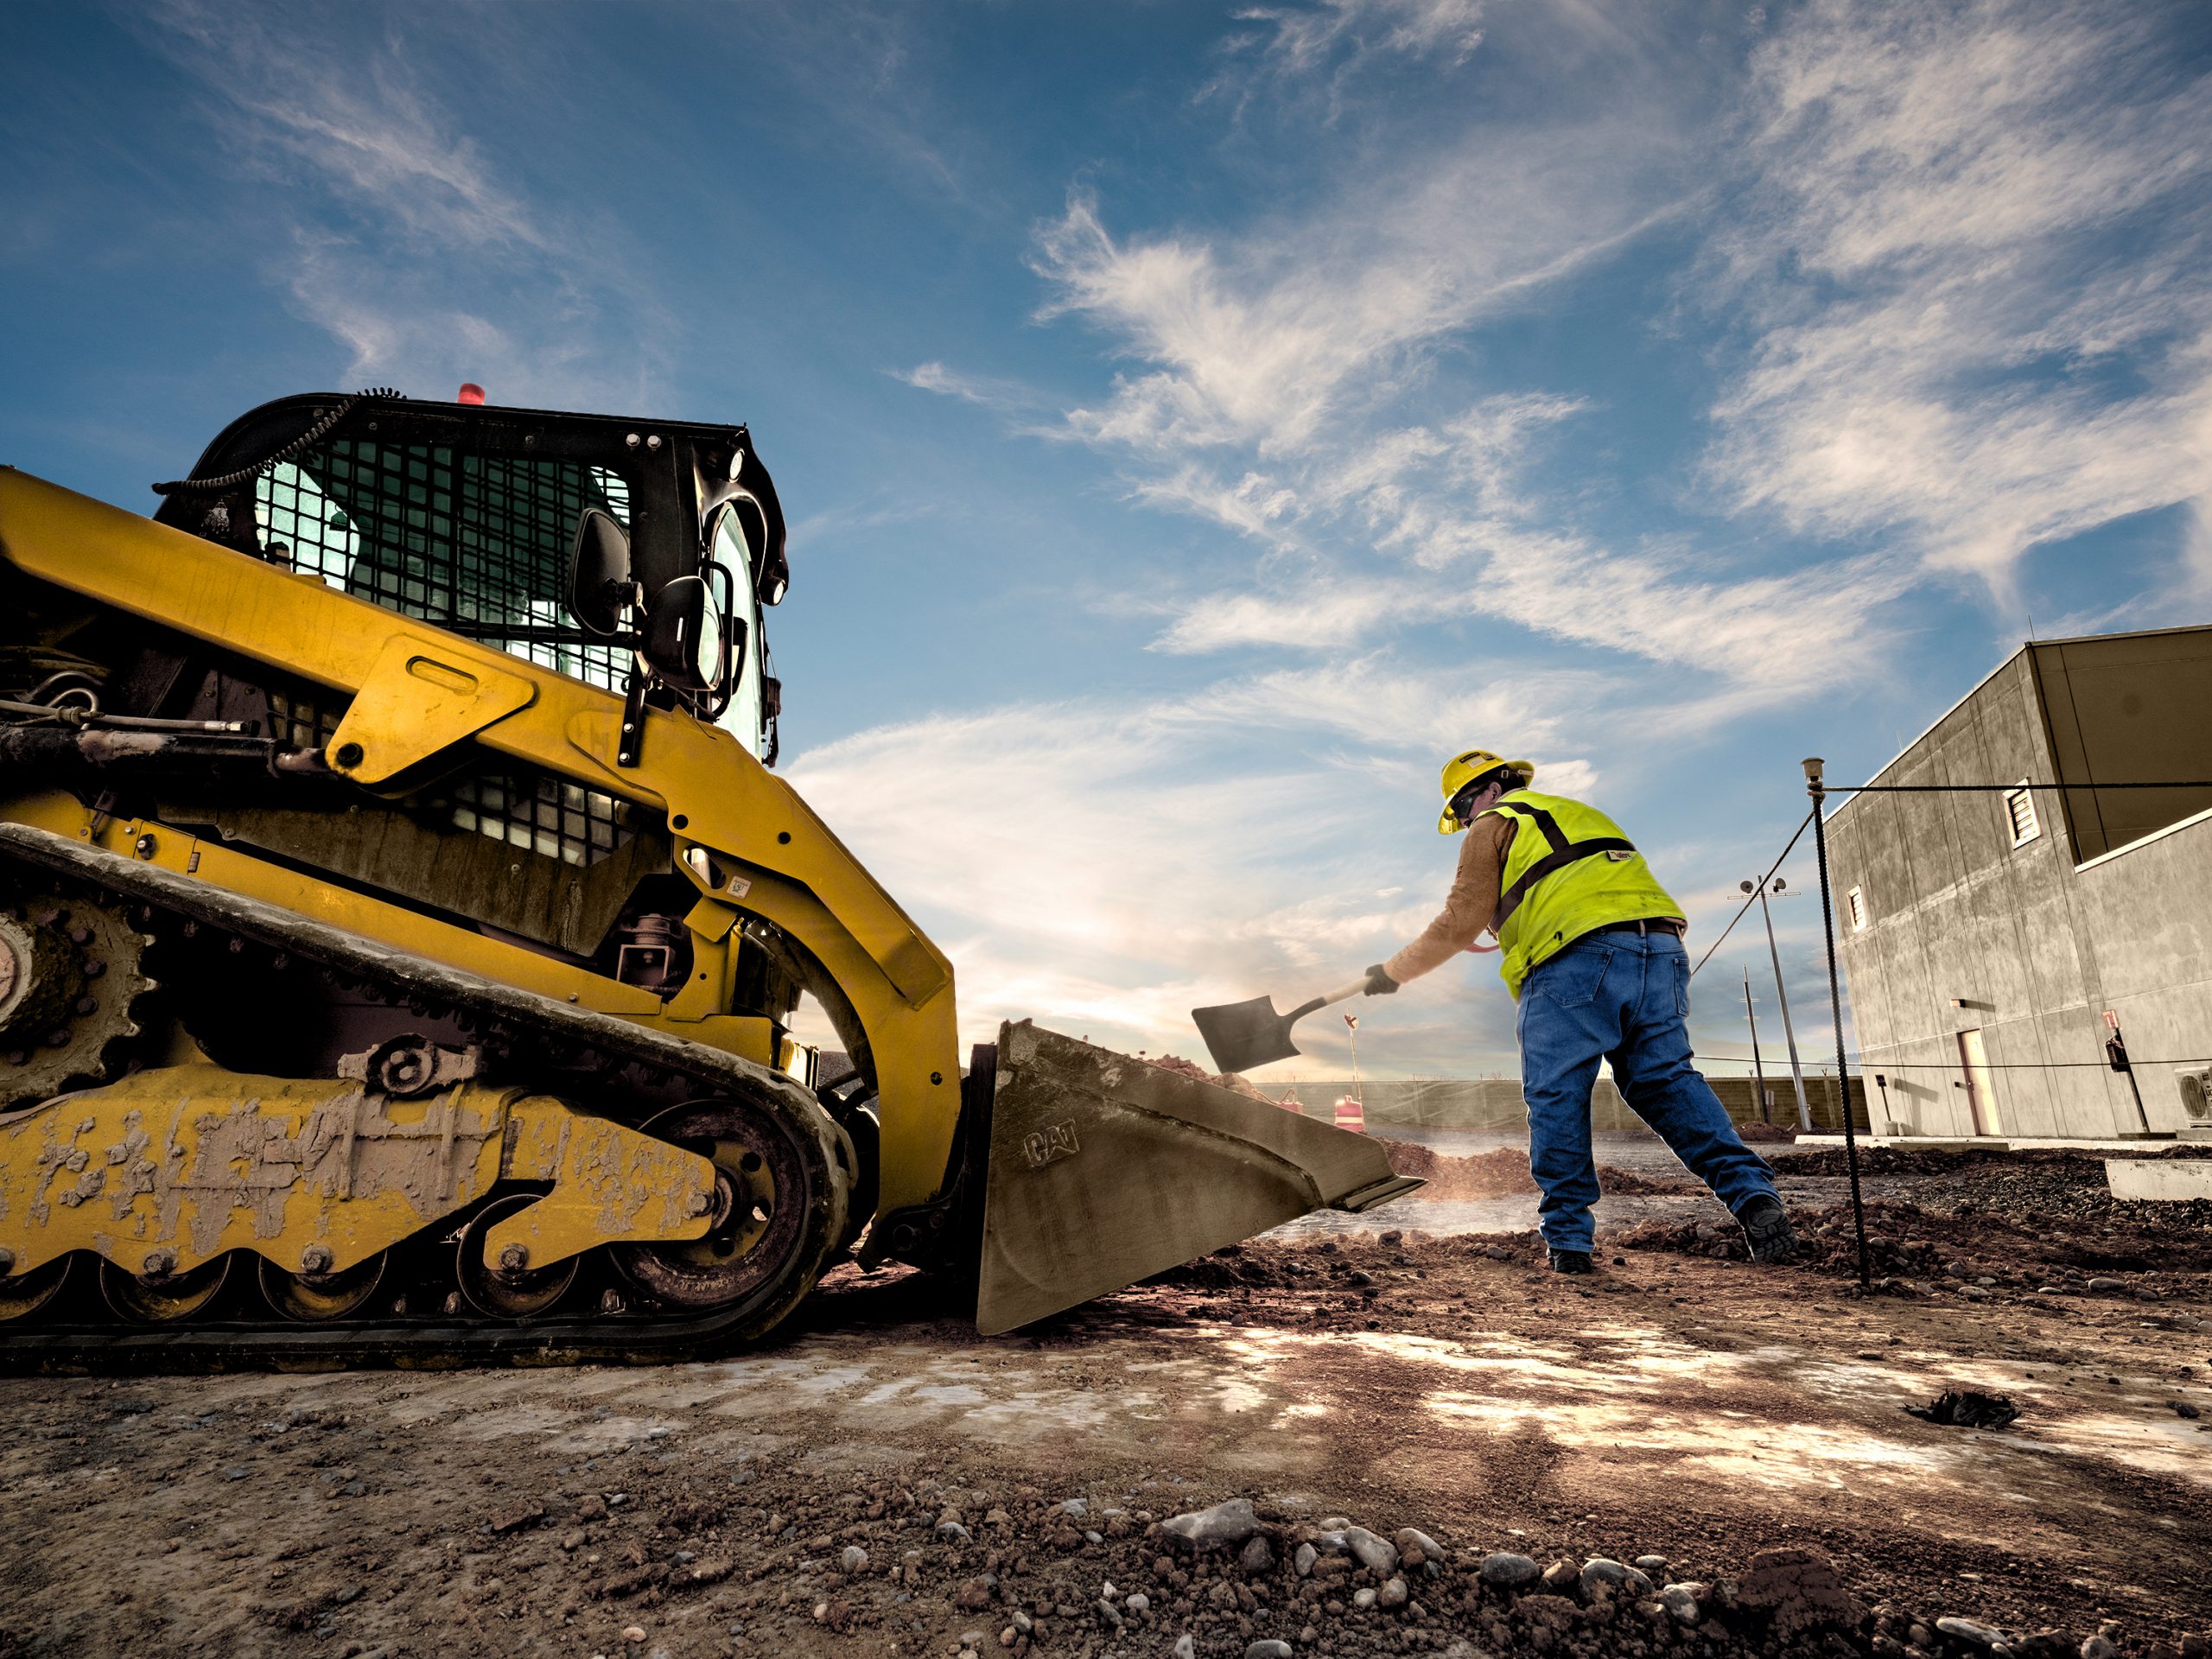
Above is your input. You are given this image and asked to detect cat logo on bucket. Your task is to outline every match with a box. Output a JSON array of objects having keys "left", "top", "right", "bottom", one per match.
[{"left": 1022, "top": 1121, "right": 1081, "bottom": 1169}]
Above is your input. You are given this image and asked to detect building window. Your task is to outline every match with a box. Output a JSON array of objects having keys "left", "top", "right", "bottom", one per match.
[
  {"left": 1847, "top": 886, "right": 1866, "bottom": 931},
  {"left": 2005, "top": 782, "right": 2040, "bottom": 847}
]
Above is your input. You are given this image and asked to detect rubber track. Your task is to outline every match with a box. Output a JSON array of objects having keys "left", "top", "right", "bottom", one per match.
[{"left": 0, "top": 823, "right": 849, "bottom": 1373}]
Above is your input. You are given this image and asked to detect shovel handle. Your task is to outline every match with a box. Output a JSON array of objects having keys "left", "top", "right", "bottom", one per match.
[{"left": 1286, "top": 978, "right": 1371, "bottom": 1025}]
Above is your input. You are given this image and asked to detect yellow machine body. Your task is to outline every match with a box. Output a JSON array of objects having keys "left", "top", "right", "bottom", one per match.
[
  {"left": 0, "top": 467, "right": 961, "bottom": 1219},
  {"left": 0, "top": 1061, "right": 715, "bottom": 1281}
]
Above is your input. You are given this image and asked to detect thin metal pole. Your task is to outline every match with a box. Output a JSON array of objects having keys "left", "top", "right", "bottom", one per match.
[
  {"left": 1758, "top": 885, "right": 1814, "bottom": 1130},
  {"left": 2114, "top": 1032, "right": 2150, "bottom": 1134},
  {"left": 1744, "top": 971, "right": 1771, "bottom": 1125},
  {"left": 1804, "top": 758, "right": 1870, "bottom": 1290}
]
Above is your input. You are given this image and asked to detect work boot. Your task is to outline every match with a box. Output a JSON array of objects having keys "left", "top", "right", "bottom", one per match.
[
  {"left": 1547, "top": 1248, "right": 1594, "bottom": 1275},
  {"left": 1736, "top": 1195, "right": 1798, "bottom": 1264}
]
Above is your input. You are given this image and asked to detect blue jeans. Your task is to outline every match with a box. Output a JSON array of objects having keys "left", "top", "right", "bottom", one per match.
[{"left": 1516, "top": 930, "right": 1778, "bottom": 1252}]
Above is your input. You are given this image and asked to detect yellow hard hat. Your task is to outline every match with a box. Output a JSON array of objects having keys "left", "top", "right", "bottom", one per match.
[{"left": 1437, "top": 748, "right": 1535, "bottom": 834}]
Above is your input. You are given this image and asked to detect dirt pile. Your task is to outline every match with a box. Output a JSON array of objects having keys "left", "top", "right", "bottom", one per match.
[
  {"left": 1775, "top": 1153, "right": 2212, "bottom": 1280},
  {"left": 1606, "top": 1207, "right": 1954, "bottom": 1280},
  {"left": 1772, "top": 1145, "right": 2212, "bottom": 1240},
  {"left": 1610, "top": 1193, "right": 2212, "bottom": 1303},
  {"left": 1378, "top": 1140, "right": 1535, "bottom": 1199},
  {"left": 1377, "top": 1139, "right": 1692, "bottom": 1201},
  {"left": 1141, "top": 1052, "right": 1298, "bottom": 1107}
]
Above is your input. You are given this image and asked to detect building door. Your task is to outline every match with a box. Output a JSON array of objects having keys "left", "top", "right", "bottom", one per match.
[{"left": 1957, "top": 1029, "right": 2000, "bottom": 1135}]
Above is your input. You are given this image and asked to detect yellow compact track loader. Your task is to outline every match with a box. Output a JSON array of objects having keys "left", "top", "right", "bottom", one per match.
[{"left": 0, "top": 389, "right": 1414, "bottom": 1367}]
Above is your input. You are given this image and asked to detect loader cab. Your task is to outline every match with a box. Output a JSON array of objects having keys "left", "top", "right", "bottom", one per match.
[{"left": 153, "top": 391, "right": 788, "bottom": 761}]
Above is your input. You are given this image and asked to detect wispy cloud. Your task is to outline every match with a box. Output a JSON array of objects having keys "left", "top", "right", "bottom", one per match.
[
  {"left": 1236, "top": 0, "right": 1488, "bottom": 79},
  {"left": 141, "top": 1, "right": 668, "bottom": 408},
  {"left": 1029, "top": 178, "right": 1908, "bottom": 697},
  {"left": 1702, "top": 0, "right": 2212, "bottom": 602},
  {"left": 891, "top": 360, "right": 1040, "bottom": 413},
  {"left": 1204, "top": 0, "right": 1490, "bottom": 124},
  {"left": 1146, "top": 577, "right": 1433, "bottom": 655}
]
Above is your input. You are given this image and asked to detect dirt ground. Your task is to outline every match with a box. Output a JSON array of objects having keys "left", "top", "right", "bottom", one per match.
[{"left": 4, "top": 1141, "right": 2209, "bottom": 1659}]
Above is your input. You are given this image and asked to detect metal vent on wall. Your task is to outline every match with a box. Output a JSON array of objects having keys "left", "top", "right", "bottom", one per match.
[
  {"left": 253, "top": 442, "right": 633, "bottom": 692},
  {"left": 2177, "top": 1067, "right": 2212, "bottom": 1126}
]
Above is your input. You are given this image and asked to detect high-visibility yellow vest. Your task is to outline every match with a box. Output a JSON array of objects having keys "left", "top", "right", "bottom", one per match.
[{"left": 1480, "top": 789, "right": 1683, "bottom": 999}]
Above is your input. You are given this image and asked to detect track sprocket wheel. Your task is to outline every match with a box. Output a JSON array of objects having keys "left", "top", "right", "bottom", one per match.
[
  {"left": 611, "top": 1096, "right": 836, "bottom": 1324},
  {"left": 0, "top": 890, "right": 154, "bottom": 1113}
]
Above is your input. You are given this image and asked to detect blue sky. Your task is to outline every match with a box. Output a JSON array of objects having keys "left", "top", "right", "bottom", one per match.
[{"left": 5, "top": 0, "right": 2209, "bottom": 1078}]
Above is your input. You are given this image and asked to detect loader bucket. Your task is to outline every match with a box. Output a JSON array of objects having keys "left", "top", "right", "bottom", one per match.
[{"left": 974, "top": 1020, "right": 1421, "bottom": 1335}]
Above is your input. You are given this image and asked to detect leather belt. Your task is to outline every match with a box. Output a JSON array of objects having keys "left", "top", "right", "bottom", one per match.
[{"left": 1588, "top": 918, "right": 1686, "bottom": 939}]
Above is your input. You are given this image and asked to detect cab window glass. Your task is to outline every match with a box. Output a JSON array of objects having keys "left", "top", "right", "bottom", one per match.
[{"left": 255, "top": 443, "right": 633, "bottom": 690}]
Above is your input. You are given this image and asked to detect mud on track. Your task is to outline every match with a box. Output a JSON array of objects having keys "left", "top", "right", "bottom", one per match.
[{"left": 2, "top": 1150, "right": 2208, "bottom": 1658}]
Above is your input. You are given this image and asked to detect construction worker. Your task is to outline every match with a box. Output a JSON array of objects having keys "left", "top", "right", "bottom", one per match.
[{"left": 1362, "top": 749, "right": 1796, "bottom": 1274}]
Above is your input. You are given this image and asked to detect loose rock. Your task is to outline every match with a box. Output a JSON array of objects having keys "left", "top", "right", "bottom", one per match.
[
  {"left": 1937, "top": 1616, "right": 2008, "bottom": 1649},
  {"left": 1579, "top": 1558, "right": 1653, "bottom": 1600},
  {"left": 1344, "top": 1527, "right": 1400, "bottom": 1576},
  {"left": 1395, "top": 1526, "right": 1445, "bottom": 1565},
  {"left": 1481, "top": 1552, "right": 1541, "bottom": 1590},
  {"left": 1161, "top": 1497, "right": 1260, "bottom": 1551}
]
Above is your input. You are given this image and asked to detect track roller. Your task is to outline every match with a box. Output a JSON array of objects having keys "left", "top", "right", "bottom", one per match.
[
  {"left": 259, "top": 1250, "right": 389, "bottom": 1322},
  {"left": 99, "top": 1252, "right": 232, "bottom": 1323},
  {"left": 0, "top": 1252, "right": 72, "bottom": 1322},
  {"left": 459, "top": 1197, "right": 578, "bottom": 1321}
]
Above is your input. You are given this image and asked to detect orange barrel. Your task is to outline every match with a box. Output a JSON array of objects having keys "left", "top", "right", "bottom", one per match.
[{"left": 1332, "top": 1095, "right": 1364, "bottom": 1133}]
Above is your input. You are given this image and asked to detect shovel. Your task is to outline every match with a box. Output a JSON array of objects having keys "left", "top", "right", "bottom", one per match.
[{"left": 1191, "top": 976, "right": 1370, "bottom": 1076}]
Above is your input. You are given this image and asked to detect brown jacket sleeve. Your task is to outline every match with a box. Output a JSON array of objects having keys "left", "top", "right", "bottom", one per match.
[{"left": 1383, "top": 813, "right": 1517, "bottom": 986}]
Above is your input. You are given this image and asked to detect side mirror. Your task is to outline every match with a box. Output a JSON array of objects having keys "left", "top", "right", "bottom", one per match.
[
  {"left": 641, "top": 572, "right": 741, "bottom": 695},
  {"left": 567, "top": 507, "right": 634, "bottom": 638}
]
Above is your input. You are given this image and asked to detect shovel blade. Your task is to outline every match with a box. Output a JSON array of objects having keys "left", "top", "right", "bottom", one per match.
[
  {"left": 1191, "top": 994, "right": 1301, "bottom": 1076},
  {"left": 975, "top": 1021, "right": 1421, "bottom": 1335}
]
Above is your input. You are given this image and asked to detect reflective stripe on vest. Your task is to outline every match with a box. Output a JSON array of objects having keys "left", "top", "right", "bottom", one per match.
[
  {"left": 1478, "top": 790, "right": 1684, "bottom": 1000},
  {"left": 1486, "top": 799, "right": 1638, "bottom": 933}
]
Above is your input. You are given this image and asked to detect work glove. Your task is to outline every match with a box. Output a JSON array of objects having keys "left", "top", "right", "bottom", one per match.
[{"left": 1363, "top": 963, "right": 1398, "bottom": 995}]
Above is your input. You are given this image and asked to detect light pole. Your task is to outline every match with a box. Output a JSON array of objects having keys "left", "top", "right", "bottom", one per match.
[
  {"left": 1742, "top": 969, "right": 1771, "bottom": 1124},
  {"left": 1742, "top": 875, "right": 1813, "bottom": 1130}
]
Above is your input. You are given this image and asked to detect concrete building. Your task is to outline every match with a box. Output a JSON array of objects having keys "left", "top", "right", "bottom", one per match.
[{"left": 1826, "top": 626, "right": 2212, "bottom": 1140}]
